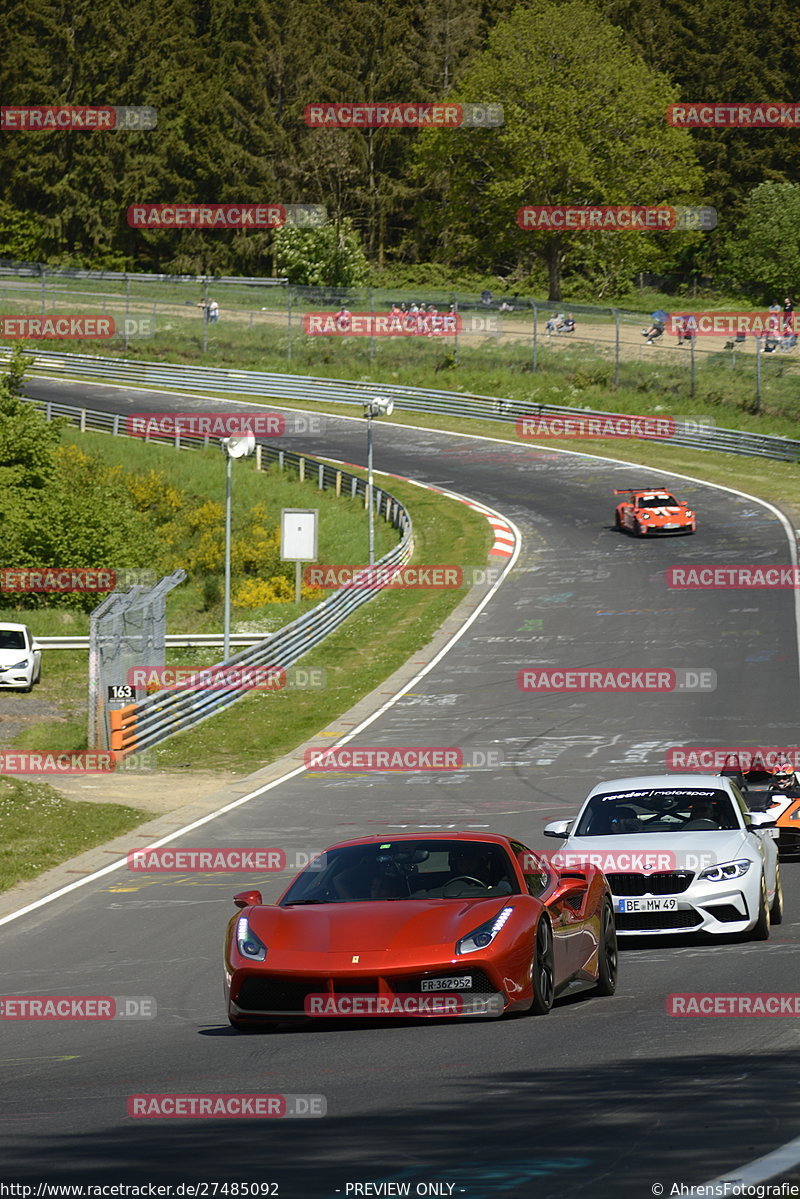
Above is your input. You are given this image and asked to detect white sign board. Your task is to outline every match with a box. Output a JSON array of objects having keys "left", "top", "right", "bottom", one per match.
[{"left": 281, "top": 509, "right": 318, "bottom": 561}]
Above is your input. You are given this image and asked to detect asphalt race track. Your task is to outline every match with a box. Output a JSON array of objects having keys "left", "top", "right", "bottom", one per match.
[{"left": 2, "top": 376, "right": 800, "bottom": 1197}]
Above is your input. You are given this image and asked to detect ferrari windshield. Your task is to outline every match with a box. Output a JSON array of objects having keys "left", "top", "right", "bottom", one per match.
[
  {"left": 281, "top": 839, "right": 521, "bottom": 904},
  {"left": 574, "top": 788, "right": 740, "bottom": 835}
]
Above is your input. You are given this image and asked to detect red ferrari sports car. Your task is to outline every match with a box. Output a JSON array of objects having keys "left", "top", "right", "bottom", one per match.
[
  {"left": 614, "top": 486, "right": 696, "bottom": 536},
  {"left": 224, "top": 832, "right": 617, "bottom": 1030}
]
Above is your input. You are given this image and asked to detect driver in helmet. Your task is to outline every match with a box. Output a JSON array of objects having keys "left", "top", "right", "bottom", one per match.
[{"left": 773, "top": 762, "right": 800, "bottom": 795}]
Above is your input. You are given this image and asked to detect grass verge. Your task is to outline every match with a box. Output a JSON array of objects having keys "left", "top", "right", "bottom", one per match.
[
  {"left": 152, "top": 475, "right": 492, "bottom": 773},
  {"left": 0, "top": 776, "right": 148, "bottom": 894}
]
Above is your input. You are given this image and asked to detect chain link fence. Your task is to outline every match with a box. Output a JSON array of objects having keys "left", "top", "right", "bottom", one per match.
[{"left": 1, "top": 263, "right": 797, "bottom": 410}]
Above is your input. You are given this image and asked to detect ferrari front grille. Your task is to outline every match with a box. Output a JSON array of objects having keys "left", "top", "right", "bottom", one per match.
[
  {"left": 237, "top": 976, "right": 329, "bottom": 1012},
  {"left": 607, "top": 871, "right": 694, "bottom": 896}
]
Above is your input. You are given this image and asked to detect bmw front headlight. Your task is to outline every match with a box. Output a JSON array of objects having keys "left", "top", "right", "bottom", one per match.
[
  {"left": 456, "top": 906, "right": 513, "bottom": 955},
  {"left": 236, "top": 915, "right": 267, "bottom": 960},
  {"left": 698, "top": 859, "right": 751, "bottom": 882}
]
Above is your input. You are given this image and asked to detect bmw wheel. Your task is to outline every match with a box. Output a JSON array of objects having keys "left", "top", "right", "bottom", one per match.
[
  {"left": 749, "top": 874, "right": 771, "bottom": 941},
  {"left": 770, "top": 861, "right": 784, "bottom": 925},
  {"left": 529, "top": 916, "right": 555, "bottom": 1015}
]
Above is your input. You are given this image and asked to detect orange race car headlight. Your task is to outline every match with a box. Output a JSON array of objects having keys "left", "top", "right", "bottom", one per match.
[
  {"left": 456, "top": 906, "right": 514, "bottom": 955},
  {"left": 236, "top": 915, "right": 267, "bottom": 961}
]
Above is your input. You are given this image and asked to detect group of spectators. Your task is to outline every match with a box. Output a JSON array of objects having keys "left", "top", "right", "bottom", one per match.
[{"left": 544, "top": 312, "right": 576, "bottom": 334}]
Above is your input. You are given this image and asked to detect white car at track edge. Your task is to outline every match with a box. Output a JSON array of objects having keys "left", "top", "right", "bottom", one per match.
[
  {"left": 0, "top": 623, "right": 42, "bottom": 693},
  {"left": 544, "top": 773, "right": 781, "bottom": 939}
]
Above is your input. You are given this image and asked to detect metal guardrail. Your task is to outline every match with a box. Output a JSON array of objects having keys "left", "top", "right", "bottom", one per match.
[
  {"left": 5, "top": 347, "right": 800, "bottom": 463},
  {"left": 38, "top": 634, "right": 266, "bottom": 650},
  {"left": 17, "top": 396, "right": 412, "bottom": 753}
]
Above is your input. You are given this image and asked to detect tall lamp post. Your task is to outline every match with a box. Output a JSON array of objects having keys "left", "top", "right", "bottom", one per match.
[
  {"left": 364, "top": 396, "right": 394, "bottom": 565},
  {"left": 220, "top": 432, "right": 256, "bottom": 659}
]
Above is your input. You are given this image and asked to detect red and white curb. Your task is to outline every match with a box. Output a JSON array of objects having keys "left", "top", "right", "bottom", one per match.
[
  {"left": 418, "top": 490, "right": 518, "bottom": 560},
  {"left": 335, "top": 461, "right": 519, "bottom": 564}
]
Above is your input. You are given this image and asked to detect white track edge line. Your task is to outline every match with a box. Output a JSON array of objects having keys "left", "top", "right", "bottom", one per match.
[{"left": 0, "top": 476, "right": 521, "bottom": 930}]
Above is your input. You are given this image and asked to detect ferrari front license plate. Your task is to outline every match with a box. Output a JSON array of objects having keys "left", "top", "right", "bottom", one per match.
[
  {"left": 420, "top": 976, "right": 473, "bottom": 991},
  {"left": 616, "top": 897, "right": 678, "bottom": 913}
]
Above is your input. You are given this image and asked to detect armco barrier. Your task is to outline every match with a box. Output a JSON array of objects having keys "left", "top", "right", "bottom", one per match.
[
  {"left": 4, "top": 347, "right": 800, "bottom": 462},
  {"left": 11, "top": 395, "right": 413, "bottom": 754}
]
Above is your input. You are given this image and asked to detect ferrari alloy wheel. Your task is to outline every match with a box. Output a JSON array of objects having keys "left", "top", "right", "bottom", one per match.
[
  {"left": 529, "top": 916, "right": 555, "bottom": 1015},
  {"left": 749, "top": 874, "right": 771, "bottom": 941},
  {"left": 770, "top": 862, "right": 784, "bottom": 925},
  {"left": 595, "top": 900, "right": 618, "bottom": 996}
]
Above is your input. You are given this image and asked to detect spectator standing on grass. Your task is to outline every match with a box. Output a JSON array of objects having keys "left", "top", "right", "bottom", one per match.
[
  {"left": 208, "top": 299, "right": 219, "bottom": 324},
  {"left": 783, "top": 296, "right": 794, "bottom": 332},
  {"left": 768, "top": 304, "right": 782, "bottom": 339},
  {"left": 335, "top": 304, "right": 351, "bottom": 332}
]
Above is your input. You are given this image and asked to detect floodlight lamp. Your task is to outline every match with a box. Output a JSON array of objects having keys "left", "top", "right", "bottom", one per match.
[{"left": 221, "top": 432, "right": 256, "bottom": 458}]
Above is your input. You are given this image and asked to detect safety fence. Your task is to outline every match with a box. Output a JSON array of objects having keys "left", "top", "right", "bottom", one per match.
[
  {"left": 0, "top": 263, "right": 797, "bottom": 403},
  {"left": 9, "top": 348, "right": 800, "bottom": 462},
  {"left": 20, "top": 395, "right": 412, "bottom": 754}
]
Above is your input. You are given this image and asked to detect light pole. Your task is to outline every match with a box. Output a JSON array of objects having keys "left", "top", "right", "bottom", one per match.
[
  {"left": 363, "top": 396, "right": 394, "bottom": 565},
  {"left": 220, "top": 432, "right": 256, "bottom": 659}
]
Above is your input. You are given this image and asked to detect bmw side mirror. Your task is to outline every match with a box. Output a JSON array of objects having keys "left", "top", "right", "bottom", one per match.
[{"left": 543, "top": 819, "right": 572, "bottom": 839}]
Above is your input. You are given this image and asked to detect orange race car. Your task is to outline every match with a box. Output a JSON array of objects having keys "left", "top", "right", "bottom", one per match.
[{"left": 614, "top": 486, "right": 696, "bottom": 537}]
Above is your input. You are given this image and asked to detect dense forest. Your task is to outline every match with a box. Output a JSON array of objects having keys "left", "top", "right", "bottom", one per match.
[{"left": 2, "top": 0, "right": 800, "bottom": 298}]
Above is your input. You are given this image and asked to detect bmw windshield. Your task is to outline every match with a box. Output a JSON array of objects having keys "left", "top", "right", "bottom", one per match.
[{"left": 574, "top": 788, "right": 740, "bottom": 836}]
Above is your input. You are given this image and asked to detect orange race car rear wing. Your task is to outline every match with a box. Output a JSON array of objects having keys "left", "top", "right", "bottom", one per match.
[{"left": 614, "top": 486, "right": 673, "bottom": 495}]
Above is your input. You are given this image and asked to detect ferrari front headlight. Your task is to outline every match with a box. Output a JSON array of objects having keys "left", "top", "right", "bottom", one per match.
[
  {"left": 456, "top": 906, "right": 513, "bottom": 955},
  {"left": 698, "top": 859, "right": 751, "bottom": 882},
  {"left": 236, "top": 915, "right": 267, "bottom": 960}
]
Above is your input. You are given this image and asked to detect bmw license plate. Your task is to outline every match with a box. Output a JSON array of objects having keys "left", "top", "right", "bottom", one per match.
[
  {"left": 420, "top": 976, "right": 473, "bottom": 991},
  {"left": 616, "top": 897, "right": 678, "bottom": 913}
]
